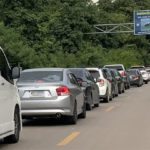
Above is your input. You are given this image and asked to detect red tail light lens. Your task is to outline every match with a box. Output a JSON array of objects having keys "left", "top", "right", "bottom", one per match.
[
  {"left": 56, "top": 86, "right": 70, "bottom": 96},
  {"left": 121, "top": 71, "right": 126, "bottom": 77},
  {"left": 97, "top": 79, "right": 105, "bottom": 86},
  {"left": 133, "top": 76, "right": 139, "bottom": 80}
]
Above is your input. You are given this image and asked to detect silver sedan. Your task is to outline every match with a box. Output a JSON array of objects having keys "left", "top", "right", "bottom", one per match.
[{"left": 17, "top": 68, "right": 86, "bottom": 124}]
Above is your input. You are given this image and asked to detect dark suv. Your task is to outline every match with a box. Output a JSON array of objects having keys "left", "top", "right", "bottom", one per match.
[{"left": 69, "top": 68, "right": 99, "bottom": 110}]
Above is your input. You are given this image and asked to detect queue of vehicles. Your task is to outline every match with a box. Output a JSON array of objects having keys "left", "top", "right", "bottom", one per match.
[{"left": 0, "top": 47, "right": 150, "bottom": 144}]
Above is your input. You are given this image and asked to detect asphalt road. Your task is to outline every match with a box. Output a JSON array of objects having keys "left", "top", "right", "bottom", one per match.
[{"left": 1, "top": 83, "right": 150, "bottom": 150}]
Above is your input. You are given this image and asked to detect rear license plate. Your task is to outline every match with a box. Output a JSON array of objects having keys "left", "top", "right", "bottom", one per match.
[{"left": 31, "top": 91, "right": 44, "bottom": 97}]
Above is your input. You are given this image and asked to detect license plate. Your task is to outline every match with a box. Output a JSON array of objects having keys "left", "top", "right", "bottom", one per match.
[{"left": 31, "top": 91, "right": 44, "bottom": 97}]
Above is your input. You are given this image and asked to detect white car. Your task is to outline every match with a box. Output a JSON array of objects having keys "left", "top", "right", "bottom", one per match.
[
  {"left": 0, "top": 47, "right": 21, "bottom": 143},
  {"left": 146, "top": 68, "right": 150, "bottom": 81},
  {"left": 86, "top": 68, "right": 112, "bottom": 103},
  {"left": 140, "top": 70, "right": 149, "bottom": 84}
]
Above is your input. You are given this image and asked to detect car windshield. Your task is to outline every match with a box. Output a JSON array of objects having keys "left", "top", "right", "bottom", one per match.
[
  {"left": 18, "top": 71, "right": 63, "bottom": 83},
  {"left": 88, "top": 70, "right": 100, "bottom": 79},
  {"left": 105, "top": 66, "right": 123, "bottom": 71},
  {"left": 70, "top": 69, "right": 84, "bottom": 79}
]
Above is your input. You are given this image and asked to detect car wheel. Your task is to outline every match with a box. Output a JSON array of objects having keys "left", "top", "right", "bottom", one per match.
[
  {"left": 86, "top": 94, "right": 93, "bottom": 111},
  {"left": 79, "top": 102, "right": 86, "bottom": 119},
  {"left": 4, "top": 108, "right": 20, "bottom": 143},
  {"left": 137, "top": 82, "right": 140, "bottom": 87},
  {"left": 104, "top": 90, "right": 109, "bottom": 103},
  {"left": 68, "top": 102, "right": 78, "bottom": 125},
  {"left": 122, "top": 84, "right": 125, "bottom": 93},
  {"left": 145, "top": 81, "right": 148, "bottom": 84},
  {"left": 94, "top": 102, "right": 99, "bottom": 107}
]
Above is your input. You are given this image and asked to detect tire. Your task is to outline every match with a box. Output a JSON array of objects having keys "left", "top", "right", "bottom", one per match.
[
  {"left": 94, "top": 102, "right": 99, "bottom": 107},
  {"left": 4, "top": 108, "right": 20, "bottom": 143},
  {"left": 86, "top": 94, "right": 93, "bottom": 111},
  {"left": 68, "top": 102, "right": 78, "bottom": 125},
  {"left": 145, "top": 81, "right": 148, "bottom": 84},
  {"left": 79, "top": 102, "right": 86, "bottom": 119},
  {"left": 128, "top": 83, "right": 131, "bottom": 89},
  {"left": 137, "top": 82, "right": 140, "bottom": 87},
  {"left": 122, "top": 84, "right": 125, "bottom": 93},
  {"left": 104, "top": 90, "right": 109, "bottom": 103}
]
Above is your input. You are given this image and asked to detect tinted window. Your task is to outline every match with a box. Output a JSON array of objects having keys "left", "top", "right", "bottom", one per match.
[
  {"left": 18, "top": 71, "right": 63, "bottom": 83},
  {"left": 0, "top": 50, "right": 12, "bottom": 83},
  {"left": 88, "top": 70, "right": 100, "bottom": 79},
  {"left": 68, "top": 73, "right": 79, "bottom": 86},
  {"left": 105, "top": 66, "right": 123, "bottom": 71},
  {"left": 85, "top": 71, "right": 95, "bottom": 81},
  {"left": 70, "top": 69, "right": 84, "bottom": 79},
  {"left": 128, "top": 70, "right": 138, "bottom": 75},
  {"left": 130, "top": 67, "right": 145, "bottom": 71}
]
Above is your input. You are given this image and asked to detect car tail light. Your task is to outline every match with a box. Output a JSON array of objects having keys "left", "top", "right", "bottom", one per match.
[
  {"left": 121, "top": 71, "right": 126, "bottom": 77},
  {"left": 133, "top": 76, "right": 139, "bottom": 80},
  {"left": 56, "top": 86, "right": 70, "bottom": 96},
  {"left": 97, "top": 79, "right": 105, "bottom": 87}
]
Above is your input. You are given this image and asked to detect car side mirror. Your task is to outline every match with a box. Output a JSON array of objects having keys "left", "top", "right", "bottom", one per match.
[{"left": 12, "top": 67, "right": 20, "bottom": 79}]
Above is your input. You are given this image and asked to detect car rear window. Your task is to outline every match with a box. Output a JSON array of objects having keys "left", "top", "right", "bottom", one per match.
[
  {"left": 128, "top": 70, "right": 137, "bottom": 75},
  {"left": 105, "top": 66, "right": 123, "bottom": 71},
  {"left": 130, "top": 67, "right": 145, "bottom": 71},
  {"left": 88, "top": 70, "right": 100, "bottom": 79},
  {"left": 18, "top": 71, "right": 63, "bottom": 83}
]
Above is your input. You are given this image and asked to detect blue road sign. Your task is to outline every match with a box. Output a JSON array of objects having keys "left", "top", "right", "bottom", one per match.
[{"left": 134, "top": 10, "right": 150, "bottom": 35}]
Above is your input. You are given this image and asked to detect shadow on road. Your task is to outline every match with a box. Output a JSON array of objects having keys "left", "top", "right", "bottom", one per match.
[{"left": 23, "top": 117, "right": 76, "bottom": 127}]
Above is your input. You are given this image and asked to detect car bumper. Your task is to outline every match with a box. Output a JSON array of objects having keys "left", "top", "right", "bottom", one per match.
[
  {"left": 130, "top": 80, "right": 139, "bottom": 85},
  {"left": 99, "top": 86, "right": 107, "bottom": 97},
  {"left": 21, "top": 95, "right": 74, "bottom": 117}
]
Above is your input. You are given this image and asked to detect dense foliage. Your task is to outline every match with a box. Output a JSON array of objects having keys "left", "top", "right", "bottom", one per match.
[{"left": 0, "top": 0, "right": 150, "bottom": 69}]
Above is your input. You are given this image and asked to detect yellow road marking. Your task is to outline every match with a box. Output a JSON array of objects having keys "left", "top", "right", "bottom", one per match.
[
  {"left": 105, "top": 106, "right": 115, "bottom": 112},
  {"left": 57, "top": 132, "right": 80, "bottom": 146}
]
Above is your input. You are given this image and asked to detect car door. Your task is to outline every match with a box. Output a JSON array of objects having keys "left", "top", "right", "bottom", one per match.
[
  {"left": 0, "top": 50, "right": 15, "bottom": 135},
  {"left": 68, "top": 73, "right": 84, "bottom": 114},
  {"left": 85, "top": 70, "right": 99, "bottom": 104}
]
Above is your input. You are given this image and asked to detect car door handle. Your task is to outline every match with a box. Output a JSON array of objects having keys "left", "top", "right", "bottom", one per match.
[{"left": 1, "top": 83, "right": 5, "bottom": 86}]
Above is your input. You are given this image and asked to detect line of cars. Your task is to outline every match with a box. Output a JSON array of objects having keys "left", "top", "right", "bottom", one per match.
[
  {"left": 16, "top": 64, "right": 149, "bottom": 127},
  {"left": 0, "top": 45, "right": 149, "bottom": 144}
]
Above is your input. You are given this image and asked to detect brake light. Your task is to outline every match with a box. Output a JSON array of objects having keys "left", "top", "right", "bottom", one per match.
[
  {"left": 133, "top": 76, "right": 139, "bottom": 80},
  {"left": 56, "top": 86, "right": 70, "bottom": 96},
  {"left": 97, "top": 79, "right": 105, "bottom": 86},
  {"left": 121, "top": 71, "right": 126, "bottom": 77}
]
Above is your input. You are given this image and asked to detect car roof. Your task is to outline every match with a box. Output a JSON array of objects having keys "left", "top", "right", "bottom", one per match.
[
  {"left": 69, "top": 68, "right": 87, "bottom": 71},
  {"left": 86, "top": 67, "right": 100, "bottom": 71},
  {"left": 130, "top": 66, "right": 145, "bottom": 68},
  {"left": 22, "top": 68, "right": 66, "bottom": 72},
  {"left": 104, "top": 64, "right": 124, "bottom": 66}
]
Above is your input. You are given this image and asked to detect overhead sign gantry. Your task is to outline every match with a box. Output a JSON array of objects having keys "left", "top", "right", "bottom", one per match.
[{"left": 85, "top": 10, "right": 150, "bottom": 35}]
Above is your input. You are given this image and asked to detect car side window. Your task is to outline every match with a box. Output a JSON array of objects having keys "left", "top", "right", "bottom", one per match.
[
  {"left": 0, "top": 50, "right": 12, "bottom": 83},
  {"left": 68, "top": 73, "right": 79, "bottom": 86},
  {"left": 85, "top": 71, "right": 95, "bottom": 82},
  {"left": 102, "top": 70, "right": 107, "bottom": 79}
]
